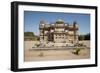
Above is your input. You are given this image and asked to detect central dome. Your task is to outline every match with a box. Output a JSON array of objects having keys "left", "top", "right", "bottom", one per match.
[{"left": 55, "top": 19, "right": 64, "bottom": 24}]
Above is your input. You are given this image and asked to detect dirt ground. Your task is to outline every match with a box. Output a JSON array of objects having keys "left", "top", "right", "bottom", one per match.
[
  {"left": 24, "top": 49, "right": 90, "bottom": 62},
  {"left": 24, "top": 41, "right": 90, "bottom": 62}
]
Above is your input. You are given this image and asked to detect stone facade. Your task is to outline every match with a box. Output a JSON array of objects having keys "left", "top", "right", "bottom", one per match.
[{"left": 39, "top": 19, "right": 79, "bottom": 47}]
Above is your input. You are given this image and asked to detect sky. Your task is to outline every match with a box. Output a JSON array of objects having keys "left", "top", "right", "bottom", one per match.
[{"left": 24, "top": 11, "right": 90, "bottom": 35}]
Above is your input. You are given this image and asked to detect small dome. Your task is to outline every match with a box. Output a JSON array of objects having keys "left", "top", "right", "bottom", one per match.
[
  {"left": 55, "top": 19, "right": 64, "bottom": 24},
  {"left": 40, "top": 20, "right": 45, "bottom": 24},
  {"left": 40, "top": 20, "right": 47, "bottom": 25}
]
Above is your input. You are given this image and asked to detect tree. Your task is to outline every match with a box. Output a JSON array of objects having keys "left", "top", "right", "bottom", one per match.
[
  {"left": 84, "top": 33, "right": 90, "bottom": 40},
  {"left": 24, "top": 32, "right": 40, "bottom": 41},
  {"left": 78, "top": 33, "right": 90, "bottom": 40},
  {"left": 78, "top": 35, "right": 85, "bottom": 41},
  {"left": 24, "top": 32, "right": 34, "bottom": 37}
]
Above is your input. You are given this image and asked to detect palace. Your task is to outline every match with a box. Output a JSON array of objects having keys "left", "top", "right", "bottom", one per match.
[{"left": 39, "top": 19, "right": 79, "bottom": 47}]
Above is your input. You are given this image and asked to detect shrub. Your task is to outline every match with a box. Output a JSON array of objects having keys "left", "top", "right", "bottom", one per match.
[
  {"left": 38, "top": 52, "right": 44, "bottom": 57},
  {"left": 35, "top": 44, "right": 40, "bottom": 47},
  {"left": 74, "top": 48, "right": 81, "bottom": 55}
]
